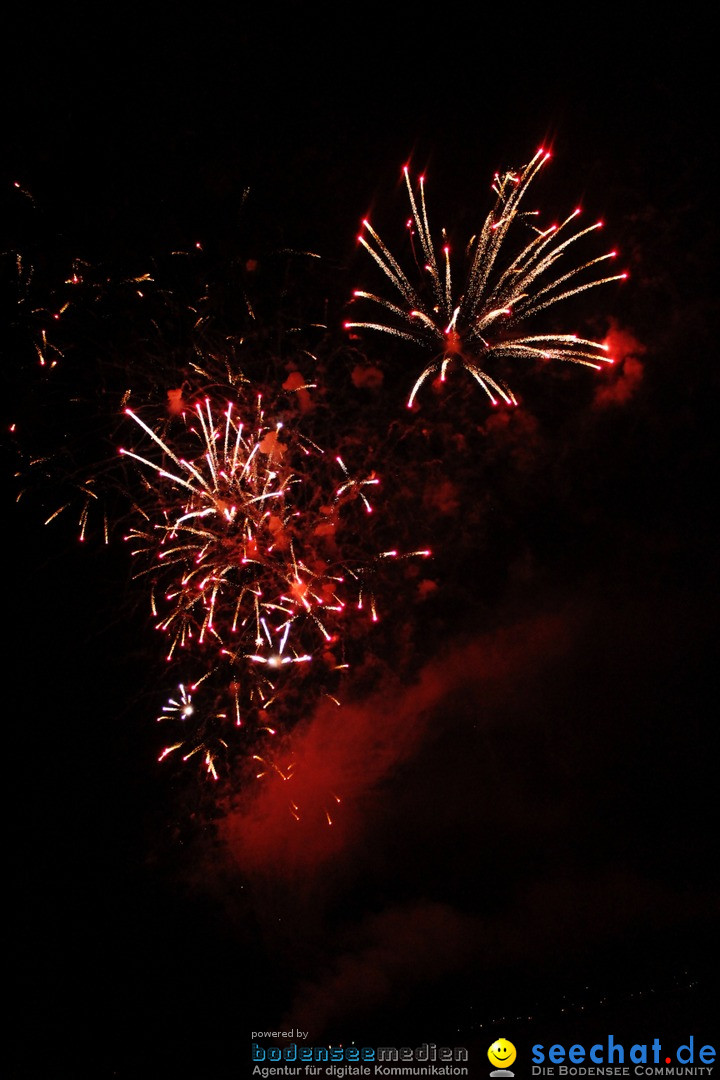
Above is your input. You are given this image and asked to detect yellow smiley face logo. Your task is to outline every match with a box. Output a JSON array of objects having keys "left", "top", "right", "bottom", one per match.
[{"left": 488, "top": 1039, "right": 517, "bottom": 1069}]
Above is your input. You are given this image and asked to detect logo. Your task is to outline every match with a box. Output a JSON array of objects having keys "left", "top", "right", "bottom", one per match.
[
  {"left": 530, "top": 1035, "right": 716, "bottom": 1075},
  {"left": 489, "top": 1038, "right": 517, "bottom": 1077}
]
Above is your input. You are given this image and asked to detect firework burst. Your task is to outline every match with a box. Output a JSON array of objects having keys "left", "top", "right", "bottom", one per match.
[
  {"left": 346, "top": 148, "right": 627, "bottom": 407},
  {"left": 10, "top": 149, "right": 621, "bottom": 812},
  {"left": 119, "top": 388, "right": 428, "bottom": 779}
]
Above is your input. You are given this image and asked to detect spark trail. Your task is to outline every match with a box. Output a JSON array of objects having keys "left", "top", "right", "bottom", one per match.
[
  {"left": 119, "top": 390, "right": 428, "bottom": 780},
  {"left": 346, "top": 149, "right": 626, "bottom": 407}
]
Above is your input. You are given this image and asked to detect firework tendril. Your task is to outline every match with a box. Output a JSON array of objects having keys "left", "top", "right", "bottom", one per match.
[
  {"left": 12, "top": 145, "right": 625, "bottom": 812},
  {"left": 346, "top": 149, "right": 627, "bottom": 407},
  {"left": 119, "top": 390, "right": 428, "bottom": 780}
]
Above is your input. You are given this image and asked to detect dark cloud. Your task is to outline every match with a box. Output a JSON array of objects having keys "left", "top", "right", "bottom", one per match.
[
  {"left": 281, "top": 869, "right": 712, "bottom": 1037},
  {"left": 205, "top": 585, "right": 716, "bottom": 1036}
]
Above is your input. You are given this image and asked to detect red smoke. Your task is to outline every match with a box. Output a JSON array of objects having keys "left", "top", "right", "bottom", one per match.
[
  {"left": 594, "top": 320, "right": 646, "bottom": 407},
  {"left": 218, "top": 610, "right": 575, "bottom": 876}
]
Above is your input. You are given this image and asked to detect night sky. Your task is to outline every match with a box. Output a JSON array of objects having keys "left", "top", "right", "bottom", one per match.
[{"left": 4, "top": 8, "right": 717, "bottom": 1079}]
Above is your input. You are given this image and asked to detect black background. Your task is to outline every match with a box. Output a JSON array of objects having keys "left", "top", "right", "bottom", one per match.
[{"left": 4, "top": 6, "right": 717, "bottom": 1078}]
